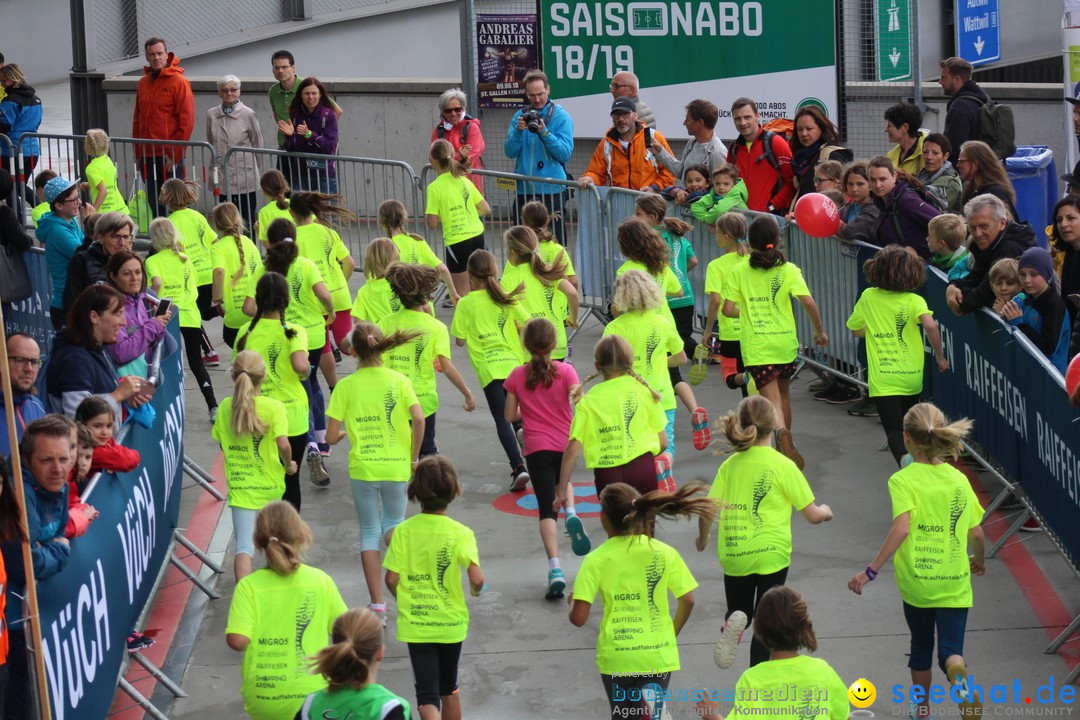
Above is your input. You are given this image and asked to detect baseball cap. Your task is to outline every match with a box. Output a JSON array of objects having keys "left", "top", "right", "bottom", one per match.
[
  {"left": 43, "top": 176, "right": 80, "bottom": 204},
  {"left": 1066, "top": 84, "right": 1080, "bottom": 106},
  {"left": 610, "top": 97, "right": 636, "bottom": 115}
]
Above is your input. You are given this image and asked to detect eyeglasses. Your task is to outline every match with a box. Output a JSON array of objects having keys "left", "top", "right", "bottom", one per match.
[
  {"left": 444, "top": 106, "right": 464, "bottom": 114},
  {"left": 60, "top": 197, "right": 81, "bottom": 205},
  {"left": 813, "top": 177, "right": 831, "bottom": 185},
  {"left": 112, "top": 233, "right": 133, "bottom": 242},
  {"left": 221, "top": 87, "right": 240, "bottom": 94},
  {"left": 8, "top": 356, "right": 42, "bottom": 368}
]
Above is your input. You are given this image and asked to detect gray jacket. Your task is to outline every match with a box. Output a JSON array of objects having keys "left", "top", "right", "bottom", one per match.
[
  {"left": 206, "top": 100, "right": 264, "bottom": 195},
  {"left": 656, "top": 134, "right": 728, "bottom": 183},
  {"left": 633, "top": 96, "right": 655, "bottom": 127}
]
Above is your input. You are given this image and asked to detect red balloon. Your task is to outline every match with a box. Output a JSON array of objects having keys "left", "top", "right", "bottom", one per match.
[
  {"left": 1067, "top": 353, "right": 1080, "bottom": 403},
  {"left": 793, "top": 193, "right": 841, "bottom": 238}
]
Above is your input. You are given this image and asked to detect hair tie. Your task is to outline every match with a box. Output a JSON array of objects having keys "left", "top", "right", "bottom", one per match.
[
  {"left": 269, "top": 536, "right": 279, "bottom": 543},
  {"left": 631, "top": 498, "right": 638, "bottom": 507},
  {"left": 765, "top": 243, "right": 774, "bottom": 250},
  {"left": 283, "top": 237, "right": 295, "bottom": 243},
  {"left": 531, "top": 248, "right": 540, "bottom": 255}
]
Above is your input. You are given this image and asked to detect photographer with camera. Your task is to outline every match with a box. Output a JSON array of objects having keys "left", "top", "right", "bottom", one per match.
[{"left": 504, "top": 69, "right": 574, "bottom": 244}]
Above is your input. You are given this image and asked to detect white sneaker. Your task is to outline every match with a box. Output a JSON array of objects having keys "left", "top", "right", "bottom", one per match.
[
  {"left": 306, "top": 445, "right": 331, "bottom": 487},
  {"left": 714, "top": 610, "right": 747, "bottom": 669}
]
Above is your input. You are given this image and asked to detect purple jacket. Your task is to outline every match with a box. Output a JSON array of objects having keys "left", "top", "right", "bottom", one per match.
[
  {"left": 109, "top": 290, "right": 167, "bottom": 366},
  {"left": 284, "top": 104, "right": 338, "bottom": 177},
  {"left": 872, "top": 180, "right": 941, "bottom": 259}
]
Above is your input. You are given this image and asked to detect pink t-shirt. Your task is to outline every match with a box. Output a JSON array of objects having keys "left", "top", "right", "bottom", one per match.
[{"left": 503, "top": 361, "right": 580, "bottom": 455}]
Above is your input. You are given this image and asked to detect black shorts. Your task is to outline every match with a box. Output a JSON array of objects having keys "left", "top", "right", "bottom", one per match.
[
  {"left": 745, "top": 361, "right": 798, "bottom": 389},
  {"left": 444, "top": 234, "right": 485, "bottom": 274}
]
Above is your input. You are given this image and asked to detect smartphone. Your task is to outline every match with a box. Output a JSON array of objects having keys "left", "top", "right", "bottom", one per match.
[{"left": 155, "top": 298, "right": 172, "bottom": 317}]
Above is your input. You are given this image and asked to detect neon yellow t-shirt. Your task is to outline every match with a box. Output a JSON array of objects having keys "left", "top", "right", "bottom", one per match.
[
  {"left": 569, "top": 375, "right": 665, "bottom": 468},
  {"left": 705, "top": 253, "right": 747, "bottom": 341},
  {"left": 450, "top": 290, "right": 527, "bottom": 386},
  {"left": 326, "top": 367, "right": 419, "bottom": 481},
  {"left": 251, "top": 258, "right": 326, "bottom": 350},
  {"left": 211, "top": 395, "right": 288, "bottom": 509},
  {"left": 722, "top": 261, "right": 810, "bottom": 366},
  {"left": 212, "top": 234, "right": 261, "bottom": 330},
  {"left": 351, "top": 277, "right": 401, "bottom": 324},
  {"left": 501, "top": 262, "right": 570, "bottom": 360},
  {"left": 615, "top": 260, "right": 680, "bottom": 326},
  {"left": 889, "top": 462, "right": 982, "bottom": 608},
  {"left": 383, "top": 513, "right": 479, "bottom": 644},
  {"left": 85, "top": 155, "right": 127, "bottom": 213},
  {"left": 732, "top": 655, "right": 851, "bottom": 720},
  {"left": 168, "top": 207, "right": 218, "bottom": 286},
  {"left": 392, "top": 233, "right": 441, "bottom": 268},
  {"left": 847, "top": 288, "right": 931, "bottom": 397},
  {"left": 707, "top": 446, "right": 815, "bottom": 576},
  {"left": 603, "top": 311, "right": 681, "bottom": 411},
  {"left": 425, "top": 172, "right": 485, "bottom": 245},
  {"left": 539, "top": 239, "right": 576, "bottom": 277},
  {"left": 377, "top": 309, "right": 452, "bottom": 416},
  {"left": 225, "top": 565, "right": 347, "bottom": 720},
  {"left": 144, "top": 250, "right": 200, "bottom": 328},
  {"left": 572, "top": 535, "right": 697, "bottom": 675},
  {"left": 234, "top": 320, "right": 310, "bottom": 435},
  {"left": 31, "top": 201, "right": 49, "bottom": 228},
  {"left": 257, "top": 200, "right": 292, "bottom": 244},
  {"left": 296, "top": 222, "right": 352, "bottom": 312}
]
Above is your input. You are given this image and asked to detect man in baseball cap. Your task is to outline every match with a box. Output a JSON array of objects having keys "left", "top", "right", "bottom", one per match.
[{"left": 578, "top": 97, "right": 675, "bottom": 191}]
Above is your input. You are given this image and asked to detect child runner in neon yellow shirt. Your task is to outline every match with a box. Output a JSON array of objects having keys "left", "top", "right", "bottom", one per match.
[
  {"left": 450, "top": 249, "right": 530, "bottom": 490},
  {"left": 352, "top": 238, "right": 404, "bottom": 326},
  {"left": 696, "top": 212, "right": 751, "bottom": 393},
  {"left": 297, "top": 608, "right": 411, "bottom": 720},
  {"left": 256, "top": 169, "right": 293, "bottom": 246},
  {"left": 84, "top": 130, "right": 126, "bottom": 213},
  {"left": 696, "top": 396, "right": 833, "bottom": 669},
  {"left": 570, "top": 481, "right": 710, "bottom": 719},
  {"left": 210, "top": 202, "right": 261, "bottom": 351},
  {"left": 379, "top": 263, "right": 475, "bottom": 457},
  {"left": 847, "top": 245, "right": 949, "bottom": 466},
  {"left": 226, "top": 502, "right": 347, "bottom": 720},
  {"left": 722, "top": 215, "right": 828, "bottom": 470},
  {"left": 326, "top": 321, "right": 424, "bottom": 628},
  {"left": 521, "top": 200, "right": 579, "bottom": 294},
  {"left": 849, "top": 403, "right": 985, "bottom": 720},
  {"left": 384, "top": 456, "right": 484, "bottom": 720},
  {"left": 501, "top": 225, "right": 578, "bottom": 361},
  {"left": 211, "top": 350, "right": 294, "bottom": 581},
  {"left": 379, "top": 198, "right": 458, "bottom": 303}
]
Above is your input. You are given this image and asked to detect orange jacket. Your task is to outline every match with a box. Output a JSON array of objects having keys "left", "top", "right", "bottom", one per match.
[
  {"left": 582, "top": 123, "right": 676, "bottom": 191},
  {"left": 132, "top": 53, "right": 194, "bottom": 163}
]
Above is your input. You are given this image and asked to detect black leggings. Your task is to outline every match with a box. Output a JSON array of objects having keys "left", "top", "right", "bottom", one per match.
[
  {"left": 284, "top": 434, "right": 307, "bottom": 511},
  {"left": 407, "top": 641, "right": 462, "bottom": 710},
  {"left": 876, "top": 394, "right": 921, "bottom": 466},
  {"left": 179, "top": 326, "right": 217, "bottom": 411},
  {"left": 723, "top": 566, "right": 789, "bottom": 667},
  {"left": 601, "top": 672, "right": 671, "bottom": 719},
  {"left": 421, "top": 413, "right": 438, "bottom": 457},
  {"left": 525, "top": 450, "right": 561, "bottom": 521},
  {"left": 222, "top": 325, "right": 239, "bottom": 352},
  {"left": 670, "top": 304, "right": 696, "bottom": 358},
  {"left": 483, "top": 380, "right": 523, "bottom": 472}
]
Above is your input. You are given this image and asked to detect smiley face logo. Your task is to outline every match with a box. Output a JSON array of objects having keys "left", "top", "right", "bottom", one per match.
[{"left": 848, "top": 678, "right": 876, "bottom": 708}]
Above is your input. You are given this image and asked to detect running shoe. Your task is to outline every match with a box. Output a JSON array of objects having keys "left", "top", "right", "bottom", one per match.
[
  {"left": 317, "top": 442, "right": 331, "bottom": 457},
  {"left": 565, "top": 514, "right": 591, "bottom": 556},
  {"left": 713, "top": 610, "right": 747, "bottom": 669},
  {"left": 824, "top": 385, "right": 861, "bottom": 404},
  {"left": 202, "top": 352, "right": 221, "bottom": 367},
  {"left": 546, "top": 568, "right": 566, "bottom": 600},
  {"left": 655, "top": 452, "right": 676, "bottom": 493},
  {"left": 307, "top": 445, "right": 331, "bottom": 487},
  {"left": 774, "top": 429, "right": 805, "bottom": 470},
  {"left": 848, "top": 396, "right": 878, "bottom": 416},
  {"left": 332, "top": 346, "right": 342, "bottom": 363},
  {"left": 808, "top": 377, "right": 832, "bottom": 393},
  {"left": 908, "top": 702, "right": 935, "bottom": 720},
  {"left": 510, "top": 467, "right": 530, "bottom": 492},
  {"left": 127, "top": 631, "right": 156, "bottom": 653},
  {"left": 946, "top": 661, "right": 981, "bottom": 716},
  {"left": 516, "top": 427, "right": 525, "bottom": 451},
  {"left": 691, "top": 407, "right": 711, "bottom": 451},
  {"left": 440, "top": 296, "right": 455, "bottom": 309},
  {"left": 689, "top": 344, "right": 710, "bottom": 385}
]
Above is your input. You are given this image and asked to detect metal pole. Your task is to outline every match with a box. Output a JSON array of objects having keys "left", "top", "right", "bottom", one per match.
[
  {"left": 461, "top": 0, "right": 479, "bottom": 113},
  {"left": 911, "top": 0, "right": 922, "bottom": 107}
]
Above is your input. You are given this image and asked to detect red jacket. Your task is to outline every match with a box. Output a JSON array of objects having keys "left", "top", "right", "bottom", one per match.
[
  {"left": 726, "top": 128, "right": 795, "bottom": 213},
  {"left": 65, "top": 477, "right": 91, "bottom": 539},
  {"left": 132, "top": 53, "right": 194, "bottom": 163},
  {"left": 90, "top": 438, "right": 141, "bottom": 474}
]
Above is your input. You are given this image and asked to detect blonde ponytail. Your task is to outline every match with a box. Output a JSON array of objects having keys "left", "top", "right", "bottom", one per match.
[{"left": 230, "top": 350, "right": 268, "bottom": 436}]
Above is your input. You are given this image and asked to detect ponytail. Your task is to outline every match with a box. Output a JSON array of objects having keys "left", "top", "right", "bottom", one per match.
[
  {"left": 903, "top": 402, "right": 972, "bottom": 461},
  {"left": 264, "top": 218, "right": 299, "bottom": 275},
  {"left": 211, "top": 203, "right": 247, "bottom": 284},
  {"left": 254, "top": 501, "right": 312, "bottom": 575},
  {"left": 289, "top": 191, "right": 357, "bottom": 226},
  {"left": 348, "top": 321, "right": 422, "bottom": 366},
  {"left": 580, "top": 335, "right": 661, "bottom": 402},
  {"left": 378, "top": 199, "right": 408, "bottom": 236},
  {"left": 430, "top": 138, "right": 470, "bottom": 177},
  {"left": 717, "top": 396, "right": 777, "bottom": 453},
  {"left": 747, "top": 215, "right": 785, "bottom": 270},
  {"left": 600, "top": 482, "right": 715, "bottom": 536},
  {"left": 259, "top": 169, "right": 291, "bottom": 211},
  {"left": 311, "top": 608, "right": 384, "bottom": 691},
  {"left": 230, "top": 350, "right": 268, "bottom": 436},
  {"left": 522, "top": 318, "right": 558, "bottom": 390},
  {"left": 521, "top": 201, "right": 556, "bottom": 243},
  {"left": 467, "top": 250, "right": 522, "bottom": 307},
  {"left": 504, "top": 226, "right": 567, "bottom": 285},
  {"left": 149, "top": 218, "right": 187, "bottom": 262}
]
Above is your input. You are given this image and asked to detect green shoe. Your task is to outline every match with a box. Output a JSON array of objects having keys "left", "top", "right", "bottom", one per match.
[
  {"left": 689, "top": 344, "right": 710, "bottom": 386},
  {"left": 847, "top": 396, "right": 878, "bottom": 417}
]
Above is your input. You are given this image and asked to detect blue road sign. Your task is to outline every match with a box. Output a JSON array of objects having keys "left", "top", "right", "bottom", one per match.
[{"left": 956, "top": 0, "right": 1001, "bottom": 66}]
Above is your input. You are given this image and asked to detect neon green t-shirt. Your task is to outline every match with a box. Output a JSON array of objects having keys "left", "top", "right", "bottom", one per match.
[
  {"left": 257, "top": 200, "right": 292, "bottom": 244},
  {"left": 377, "top": 309, "right": 452, "bottom": 417},
  {"left": 225, "top": 565, "right": 347, "bottom": 720},
  {"left": 234, "top": 320, "right": 310, "bottom": 435},
  {"left": 383, "top": 512, "right": 480, "bottom": 644},
  {"left": 732, "top": 655, "right": 851, "bottom": 720},
  {"left": 85, "top": 155, "right": 127, "bottom": 213},
  {"left": 847, "top": 288, "right": 931, "bottom": 397},
  {"left": 603, "top": 311, "right": 681, "bottom": 411},
  {"left": 570, "top": 375, "right": 665, "bottom": 468},
  {"left": 351, "top": 277, "right": 401, "bottom": 324},
  {"left": 707, "top": 446, "right": 816, "bottom": 576},
  {"left": 572, "top": 535, "right": 697, "bottom": 675},
  {"left": 251, "top": 258, "right": 326, "bottom": 350},
  {"left": 212, "top": 234, "right": 261, "bottom": 330},
  {"left": 296, "top": 222, "right": 352, "bottom": 312},
  {"left": 211, "top": 395, "right": 288, "bottom": 509},
  {"left": 722, "top": 261, "right": 810, "bottom": 366},
  {"left": 705, "top": 253, "right": 747, "bottom": 341},
  {"left": 168, "top": 207, "right": 218, "bottom": 286},
  {"left": 501, "top": 262, "right": 570, "bottom": 360},
  {"left": 616, "top": 260, "right": 680, "bottom": 326},
  {"left": 425, "top": 172, "right": 485, "bottom": 245},
  {"left": 144, "top": 250, "right": 200, "bottom": 328},
  {"left": 31, "top": 201, "right": 49, "bottom": 228},
  {"left": 539, "top": 239, "right": 576, "bottom": 277},
  {"left": 889, "top": 462, "right": 982, "bottom": 608},
  {"left": 392, "top": 232, "right": 441, "bottom": 268},
  {"left": 326, "top": 367, "right": 419, "bottom": 481},
  {"left": 660, "top": 228, "right": 696, "bottom": 309},
  {"left": 450, "top": 290, "right": 527, "bottom": 386}
]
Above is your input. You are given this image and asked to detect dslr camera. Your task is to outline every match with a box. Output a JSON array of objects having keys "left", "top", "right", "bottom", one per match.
[{"left": 522, "top": 109, "right": 543, "bottom": 133}]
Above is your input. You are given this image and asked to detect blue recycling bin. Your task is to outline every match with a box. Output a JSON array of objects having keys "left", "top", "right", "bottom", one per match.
[{"left": 1005, "top": 145, "right": 1056, "bottom": 248}]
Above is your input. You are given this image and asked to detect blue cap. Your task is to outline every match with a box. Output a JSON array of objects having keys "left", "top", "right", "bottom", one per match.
[{"left": 43, "top": 176, "right": 79, "bottom": 204}]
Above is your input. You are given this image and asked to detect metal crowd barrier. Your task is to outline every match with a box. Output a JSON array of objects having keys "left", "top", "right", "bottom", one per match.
[
  {"left": 2, "top": 247, "right": 53, "bottom": 358},
  {"left": 0, "top": 134, "right": 18, "bottom": 211}
]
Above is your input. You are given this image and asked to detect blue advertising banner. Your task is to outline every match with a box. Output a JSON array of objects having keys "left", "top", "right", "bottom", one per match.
[
  {"left": 955, "top": 0, "right": 1001, "bottom": 66},
  {"left": 3, "top": 249, "right": 53, "bottom": 360},
  {"left": 35, "top": 322, "right": 186, "bottom": 720}
]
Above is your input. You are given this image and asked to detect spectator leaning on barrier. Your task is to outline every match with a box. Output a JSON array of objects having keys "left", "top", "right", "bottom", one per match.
[
  {"left": 38, "top": 176, "right": 89, "bottom": 331},
  {"left": 610, "top": 71, "right": 654, "bottom": 127},
  {"left": 651, "top": 98, "right": 727, "bottom": 202},
  {"left": 106, "top": 249, "right": 174, "bottom": 377},
  {"left": 884, "top": 103, "right": 926, "bottom": 176},
  {"left": 0, "top": 333, "right": 46, "bottom": 460},
  {"left": 726, "top": 97, "right": 794, "bottom": 214},
  {"left": 579, "top": 98, "right": 675, "bottom": 193},
  {"left": 999, "top": 247, "right": 1070, "bottom": 373},
  {"left": 946, "top": 194, "right": 1036, "bottom": 315},
  {"left": 432, "top": 87, "right": 486, "bottom": 195},
  {"left": 939, "top": 57, "right": 988, "bottom": 155},
  {"left": 268, "top": 50, "right": 343, "bottom": 185},
  {"left": 207, "top": 75, "right": 264, "bottom": 231},
  {"left": 132, "top": 37, "right": 194, "bottom": 219},
  {"left": 867, "top": 155, "right": 940, "bottom": 260},
  {"left": 504, "top": 69, "right": 574, "bottom": 244},
  {"left": 62, "top": 210, "right": 136, "bottom": 314}
]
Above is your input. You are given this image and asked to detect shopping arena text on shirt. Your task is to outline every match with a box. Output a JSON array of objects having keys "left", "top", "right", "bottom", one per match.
[
  {"left": 611, "top": 684, "right": 830, "bottom": 705},
  {"left": 892, "top": 677, "right": 1076, "bottom": 707}
]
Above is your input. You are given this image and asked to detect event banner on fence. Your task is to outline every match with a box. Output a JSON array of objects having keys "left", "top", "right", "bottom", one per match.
[
  {"left": 477, "top": 14, "right": 540, "bottom": 108},
  {"left": 3, "top": 249, "right": 52, "bottom": 358},
  {"left": 540, "top": 0, "right": 839, "bottom": 137},
  {"left": 36, "top": 325, "right": 186, "bottom": 720},
  {"left": 921, "top": 269, "right": 1080, "bottom": 570}
]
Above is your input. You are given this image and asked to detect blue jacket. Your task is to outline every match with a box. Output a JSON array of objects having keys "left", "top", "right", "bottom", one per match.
[
  {"left": 1007, "top": 288, "right": 1070, "bottom": 373},
  {"left": 44, "top": 331, "right": 123, "bottom": 420},
  {"left": 38, "top": 211, "right": 85, "bottom": 310},
  {"left": 0, "top": 83, "right": 42, "bottom": 157},
  {"left": 503, "top": 101, "right": 574, "bottom": 195},
  {"left": 0, "top": 393, "right": 46, "bottom": 459}
]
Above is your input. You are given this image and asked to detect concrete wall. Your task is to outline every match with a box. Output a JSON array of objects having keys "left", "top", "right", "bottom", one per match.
[{"left": 0, "top": 0, "right": 73, "bottom": 83}]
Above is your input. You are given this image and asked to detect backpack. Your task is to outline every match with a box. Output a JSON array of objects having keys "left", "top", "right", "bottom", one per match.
[
  {"left": 906, "top": 180, "right": 947, "bottom": 212},
  {"left": 730, "top": 125, "right": 787, "bottom": 200},
  {"left": 601, "top": 124, "right": 659, "bottom": 185},
  {"left": 960, "top": 95, "right": 1016, "bottom": 159}
]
